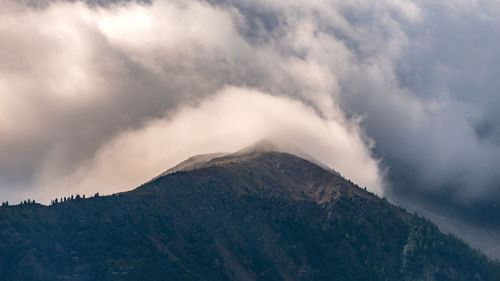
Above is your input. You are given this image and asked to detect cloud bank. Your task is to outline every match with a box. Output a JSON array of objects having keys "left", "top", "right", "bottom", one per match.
[{"left": 2, "top": 0, "right": 500, "bottom": 242}]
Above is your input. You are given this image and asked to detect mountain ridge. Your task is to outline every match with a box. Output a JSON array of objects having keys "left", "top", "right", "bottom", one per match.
[
  {"left": 155, "top": 139, "right": 340, "bottom": 181},
  {"left": 0, "top": 149, "right": 499, "bottom": 280}
]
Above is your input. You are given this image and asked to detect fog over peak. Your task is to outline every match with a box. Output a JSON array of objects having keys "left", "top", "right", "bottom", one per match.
[
  {"left": 2, "top": 0, "right": 500, "bottom": 256},
  {"left": 31, "top": 87, "right": 384, "bottom": 203}
]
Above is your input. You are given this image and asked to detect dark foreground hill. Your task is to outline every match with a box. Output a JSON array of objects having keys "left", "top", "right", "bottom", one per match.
[{"left": 1, "top": 150, "right": 499, "bottom": 281}]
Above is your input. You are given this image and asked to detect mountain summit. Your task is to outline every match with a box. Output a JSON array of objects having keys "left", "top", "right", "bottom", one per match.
[
  {"left": 156, "top": 139, "right": 338, "bottom": 179},
  {"left": 0, "top": 148, "right": 499, "bottom": 280}
]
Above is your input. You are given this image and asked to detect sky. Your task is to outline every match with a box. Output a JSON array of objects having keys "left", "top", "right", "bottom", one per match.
[{"left": 1, "top": 0, "right": 500, "bottom": 256}]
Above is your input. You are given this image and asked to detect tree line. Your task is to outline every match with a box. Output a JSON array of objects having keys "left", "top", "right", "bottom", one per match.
[
  {"left": 50, "top": 192, "right": 100, "bottom": 206},
  {"left": 1, "top": 192, "right": 101, "bottom": 208}
]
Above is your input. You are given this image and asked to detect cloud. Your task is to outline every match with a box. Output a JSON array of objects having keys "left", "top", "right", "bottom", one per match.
[
  {"left": 355, "top": 0, "right": 500, "bottom": 202},
  {"left": 32, "top": 87, "right": 383, "bottom": 202},
  {"left": 0, "top": 0, "right": 247, "bottom": 200}
]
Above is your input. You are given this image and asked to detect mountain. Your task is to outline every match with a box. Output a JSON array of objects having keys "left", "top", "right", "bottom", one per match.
[{"left": 1, "top": 148, "right": 499, "bottom": 280}]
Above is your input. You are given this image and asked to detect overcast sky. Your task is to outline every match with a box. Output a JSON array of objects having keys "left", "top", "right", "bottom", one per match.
[{"left": 2, "top": 0, "right": 500, "bottom": 255}]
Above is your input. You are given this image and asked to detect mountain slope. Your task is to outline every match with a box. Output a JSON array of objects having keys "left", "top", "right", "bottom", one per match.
[{"left": 0, "top": 151, "right": 499, "bottom": 280}]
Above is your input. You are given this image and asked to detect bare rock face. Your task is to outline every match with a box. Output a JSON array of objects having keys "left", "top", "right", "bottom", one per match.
[{"left": 0, "top": 149, "right": 499, "bottom": 281}]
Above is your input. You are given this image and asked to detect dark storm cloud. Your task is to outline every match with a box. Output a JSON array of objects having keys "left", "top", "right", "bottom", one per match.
[{"left": 352, "top": 0, "right": 500, "bottom": 202}]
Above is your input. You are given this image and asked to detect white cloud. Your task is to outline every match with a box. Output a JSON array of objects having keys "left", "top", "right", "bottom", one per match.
[{"left": 33, "top": 87, "right": 383, "bottom": 202}]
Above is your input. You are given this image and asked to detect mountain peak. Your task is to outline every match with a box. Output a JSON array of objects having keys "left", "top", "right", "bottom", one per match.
[
  {"left": 2, "top": 141, "right": 500, "bottom": 280},
  {"left": 150, "top": 148, "right": 371, "bottom": 206},
  {"left": 155, "top": 139, "right": 338, "bottom": 180}
]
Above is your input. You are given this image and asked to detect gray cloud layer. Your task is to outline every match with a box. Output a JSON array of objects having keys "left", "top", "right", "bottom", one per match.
[{"left": 2, "top": 0, "right": 500, "bottom": 254}]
